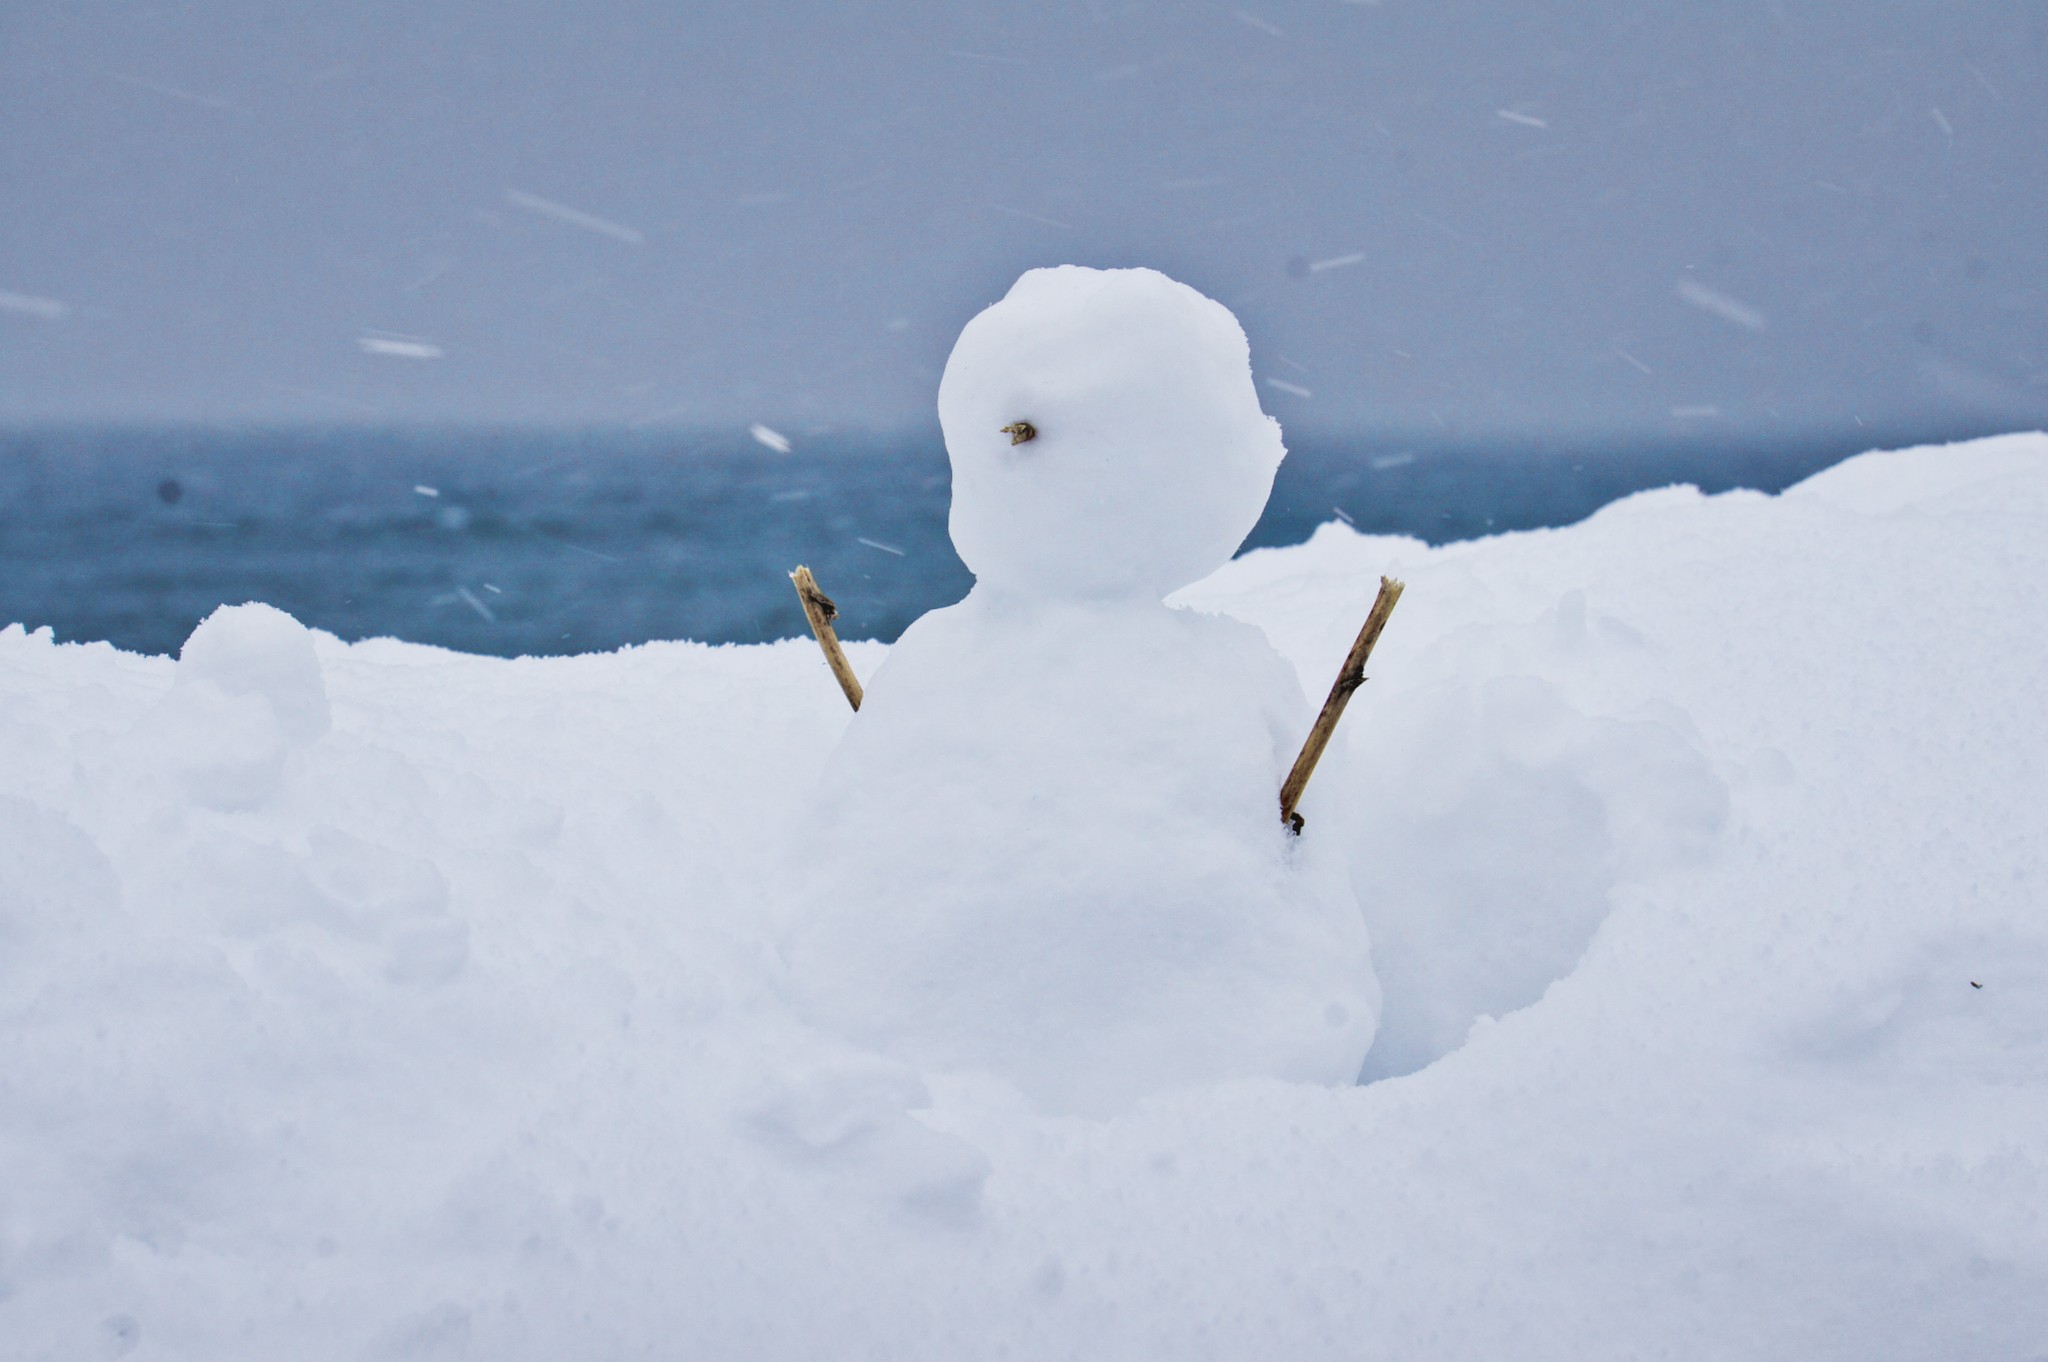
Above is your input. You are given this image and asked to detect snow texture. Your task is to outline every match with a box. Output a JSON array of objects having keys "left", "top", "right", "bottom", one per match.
[
  {"left": 786, "top": 266, "right": 1372, "bottom": 1114},
  {"left": 1, "top": 433, "right": 2045, "bottom": 1359}
]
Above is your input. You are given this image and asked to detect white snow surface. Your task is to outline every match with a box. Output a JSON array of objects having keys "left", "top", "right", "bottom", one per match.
[{"left": 3, "top": 433, "right": 2046, "bottom": 1359}]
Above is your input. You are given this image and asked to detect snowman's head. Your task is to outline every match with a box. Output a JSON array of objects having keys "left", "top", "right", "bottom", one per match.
[{"left": 938, "top": 266, "right": 1286, "bottom": 601}]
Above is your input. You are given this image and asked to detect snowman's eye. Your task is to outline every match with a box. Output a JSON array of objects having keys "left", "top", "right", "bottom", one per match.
[{"left": 999, "top": 421, "right": 1037, "bottom": 446}]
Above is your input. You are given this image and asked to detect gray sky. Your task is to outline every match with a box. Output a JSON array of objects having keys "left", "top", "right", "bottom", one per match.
[{"left": 3, "top": 0, "right": 2044, "bottom": 436}]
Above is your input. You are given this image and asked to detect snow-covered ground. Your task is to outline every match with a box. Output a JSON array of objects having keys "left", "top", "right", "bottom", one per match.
[{"left": 3, "top": 434, "right": 2044, "bottom": 1360}]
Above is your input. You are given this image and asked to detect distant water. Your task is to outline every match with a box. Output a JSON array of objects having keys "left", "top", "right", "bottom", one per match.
[{"left": 0, "top": 423, "right": 1908, "bottom": 657}]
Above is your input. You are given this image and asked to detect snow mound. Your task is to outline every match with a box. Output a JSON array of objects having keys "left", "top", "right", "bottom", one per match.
[
  {"left": 782, "top": 594, "right": 1376, "bottom": 1114},
  {"left": 1, "top": 433, "right": 2044, "bottom": 1359},
  {"left": 131, "top": 602, "right": 333, "bottom": 812}
]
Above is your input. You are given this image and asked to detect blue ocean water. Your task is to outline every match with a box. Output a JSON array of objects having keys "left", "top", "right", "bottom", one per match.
[{"left": 0, "top": 423, "right": 1900, "bottom": 657}]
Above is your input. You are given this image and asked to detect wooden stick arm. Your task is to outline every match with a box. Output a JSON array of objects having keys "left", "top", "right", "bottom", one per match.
[
  {"left": 1279, "top": 575, "right": 1404, "bottom": 832},
  {"left": 790, "top": 565, "right": 864, "bottom": 711}
]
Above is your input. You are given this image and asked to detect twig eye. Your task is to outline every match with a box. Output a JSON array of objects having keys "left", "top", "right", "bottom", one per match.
[{"left": 1000, "top": 421, "right": 1037, "bottom": 446}]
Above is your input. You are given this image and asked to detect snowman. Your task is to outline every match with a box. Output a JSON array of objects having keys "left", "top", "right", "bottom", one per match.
[{"left": 782, "top": 266, "right": 1377, "bottom": 1115}]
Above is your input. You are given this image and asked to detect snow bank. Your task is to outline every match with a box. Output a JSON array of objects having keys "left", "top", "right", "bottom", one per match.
[{"left": 3, "top": 434, "right": 2045, "bottom": 1359}]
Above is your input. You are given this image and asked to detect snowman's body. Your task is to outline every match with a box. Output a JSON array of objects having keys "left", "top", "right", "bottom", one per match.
[{"left": 783, "top": 267, "right": 1377, "bottom": 1114}]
